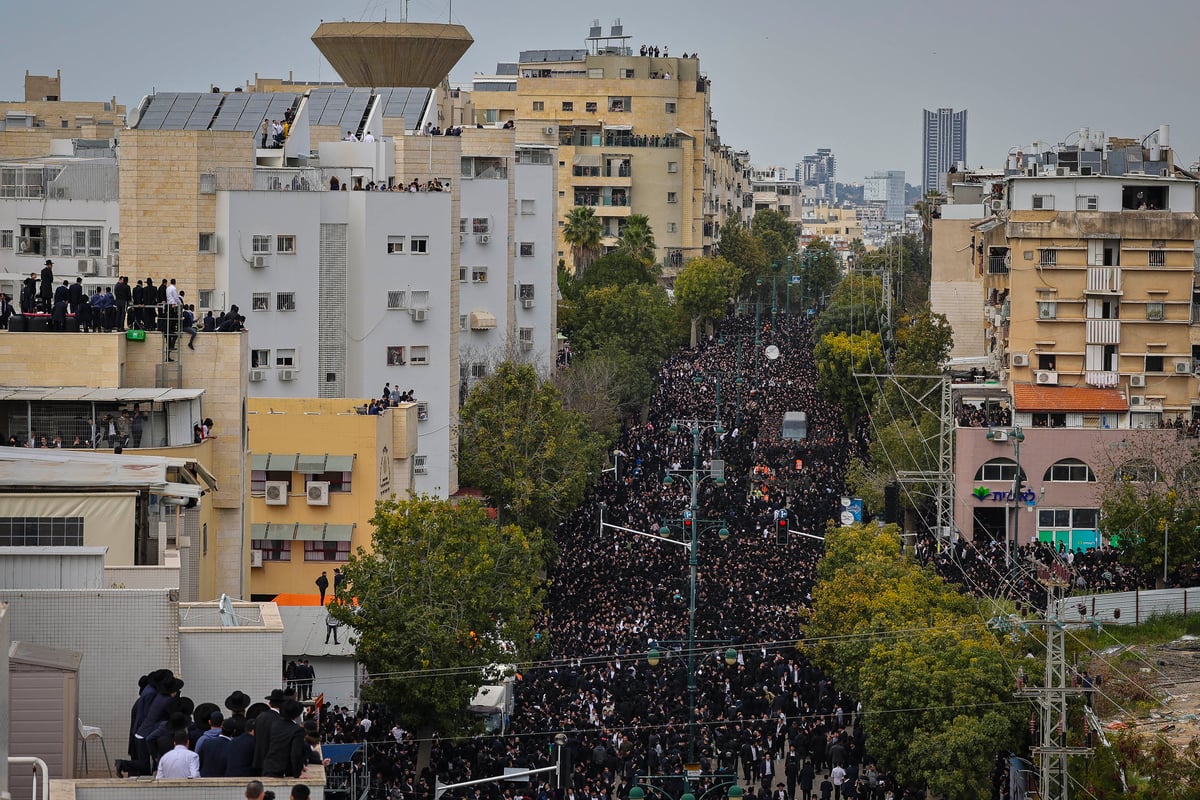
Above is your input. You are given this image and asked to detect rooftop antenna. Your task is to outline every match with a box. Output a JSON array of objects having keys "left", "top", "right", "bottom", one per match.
[{"left": 218, "top": 593, "right": 239, "bottom": 627}]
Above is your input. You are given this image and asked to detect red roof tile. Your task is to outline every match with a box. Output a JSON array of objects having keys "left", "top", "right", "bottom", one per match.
[{"left": 1012, "top": 383, "right": 1128, "bottom": 413}]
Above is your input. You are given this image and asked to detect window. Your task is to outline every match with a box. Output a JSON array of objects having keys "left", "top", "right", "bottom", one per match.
[
  {"left": 988, "top": 247, "right": 1010, "bottom": 274},
  {"left": 974, "top": 458, "right": 1024, "bottom": 482},
  {"left": 306, "top": 470, "right": 352, "bottom": 493},
  {"left": 585, "top": 101, "right": 598, "bottom": 113},
  {"left": 620, "top": 68, "right": 635, "bottom": 79},
  {"left": 410, "top": 346, "right": 430, "bottom": 365},
  {"left": 518, "top": 284, "right": 535, "bottom": 301},
  {"left": 667, "top": 161, "right": 678, "bottom": 173},
  {"left": 1146, "top": 302, "right": 1165, "bottom": 321},
  {"left": 667, "top": 192, "right": 678, "bottom": 203},
  {"left": 0, "top": 516, "right": 84, "bottom": 546},
  {"left": 520, "top": 199, "right": 536, "bottom": 215},
  {"left": 1031, "top": 412, "right": 1067, "bottom": 428},
  {"left": 251, "top": 292, "right": 270, "bottom": 311},
  {"left": 472, "top": 218, "right": 491, "bottom": 235},
  {"left": 1039, "top": 249, "right": 1057, "bottom": 267},
  {"left": 388, "top": 291, "right": 408, "bottom": 310},
  {"left": 665, "top": 102, "right": 677, "bottom": 114},
  {"left": 1031, "top": 194, "right": 1054, "bottom": 210},
  {"left": 1038, "top": 354, "right": 1057, "bottom": 370},
  {"left": 275, "top": 348, "right": 296, "bottom": 367},
  {"left": 417, "top": 402, "right": 429, "bottom": 421},
  {"left": 471, "top": 363, "right": 487, "bottom": 378},
  {"left": 459, "top": 314, "right": 468, "bottom": 330},
  {"left": 304, "top": 540, "right": 350, "bottom": 562},
  {"left": 387, "top": 235, "right": 405, "bottom": 254},
  {"left": 198, "top": 232, "right": 216, "bottom": 254},
  {"left": 562, "top": 101, "right": 573, "bottom": 112},
  {"left": 472, "top": 267, "right": 489, "bottom": 283},
  {"left": 252, "top": 235, "right": 272, "bottom": 254},
  {"left": 532, "top": 101, "right": 544, "bottom": 112},
  {"left": 1149, "top": 250, "right": 1166, "bottom": 267},
  {"left": 199, "top": 173, "right": 216, "bottom": 194},
  {"left": 459, "top": 266, "right": 468, "bottom": 282},
  {"left": 198, "top": 289, "right": 213, "bottom": 308},
  {"left": 1076, "top": 195, "right": 1099, "bottom": 211},
  {"left": 667, "top": 222, "right": 677, "bottom": 233},
  {"left": 0, "top": 230, "right": 11, "bottom": 249},
  {"left": 519, "top": 327, "right": 533, "bottom": 345},
  {"left": 47, "top": 225, "right": 103, "bottom": 257},
  {"left": 276, "top": 235, "right": 296, "bottom": 254},
  {"left": 1145, "top": 355, "right": 1165, "bottom": 372},
  {"left": 1037, "top": 301, "right": 1057, "bottom": 320},
  {"left": 1044, "top": 459, "right": 1096, "bottom": 482},
  {"left": 252, "top": 539, "right": 291, "bottom": 562},
  {"left": 386, "top": 346, "right": 406, "bottom": 366},
  {"left": 410, "top": 290, "right": 430, "bottom": 308},
  {"left": 411, "top": 236, "right": 429, "bottom": 254},
  {"left": 519, "top": 242, "right": 535, "bottom": 257},
  {"left": 276, "top": 292, "right": 296, "bottom": 311},
  {"left": 1117, "top": 459, "right": 1159, "bottom": 482},
  {"left": 251, "top": 470, "right": 293, "bottom": 492},
  {"left": 608, "top": 96, "right": 631, "bottom": 112},
  {"left": 251, "top": 349, "right": 271, "bottom": 368}
]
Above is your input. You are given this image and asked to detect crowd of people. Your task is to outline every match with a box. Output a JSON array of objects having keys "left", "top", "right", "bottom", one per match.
[{"left": 314, "top": 314, "right": 930, "bottom": 800}]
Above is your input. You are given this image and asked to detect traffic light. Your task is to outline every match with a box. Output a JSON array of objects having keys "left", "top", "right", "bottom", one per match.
[
  {"left": 775, "top": 509, "right": 789, "bottom": 544},
  {"left": 682, "top": 510, "right": 693, "bottom": 536}
]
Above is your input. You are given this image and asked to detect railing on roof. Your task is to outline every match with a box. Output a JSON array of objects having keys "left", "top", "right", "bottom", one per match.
[{"left": 47, "top": 162, "right": 119, "bottom": 201}]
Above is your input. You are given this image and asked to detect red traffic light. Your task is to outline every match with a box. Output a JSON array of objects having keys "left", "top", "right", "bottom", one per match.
[{"left": 778, "top": 518, "right": 788, "bottom": 528}]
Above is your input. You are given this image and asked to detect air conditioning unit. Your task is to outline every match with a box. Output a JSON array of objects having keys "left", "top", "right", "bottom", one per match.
[
  {"left": 990, "top": 198, "right": 1004, "bottom": 212},
  {"left": 477, "top": 234, "right": 490, "bottom": 245},
  {"left": 1130, "top": 395, "right": 1146, "bottom": 407},
  {"left": 77, "top": 258, "right": 97, "bottom": 276},
  {"left": 306, "top": 481, "right": 330, "bottom": 506},
  {"left": 250, "top": 549, "right": 263, "bottom": 568},
  {"left": 990, "top": 430, "right": 1008, "bottom": 442},
  {"left": 248, "top": 369, "right": 266, "bottom": 382},
  {"left": 252, "top": 255, "right": 269, "bottom": 268},
  {"left": 521, "top": 298, "right": 535, "bottom": 309},
  {"left": 1011, "top": 353, "right": 1029, "bottom": 367},
  {"left": 1055, "top": 167, "right": 1070, "bottom": 177},
  {"left": 264, "top": 481, "right": 289, "bottom": 506},
  {"left": 278, "top": 368, "right": 296, "bottom": 381},
  {"left": 411, "top": 308, "right": 428, "bottom": 322},
  {"left": 543, "top": 126, "right": 555, "bottom": 135},
  {"left": 1175, "top": 360, "right": 1191, "bottom": 374},
  {"left": 1130, "top": 374, "right": 1146, "bottom": 387},
  {"left": 1035, "top": 370, "right": 1059, "bottom": 385}
]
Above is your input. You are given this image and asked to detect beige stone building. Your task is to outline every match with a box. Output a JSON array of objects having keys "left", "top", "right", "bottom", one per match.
[
  {"left": 0, "top": 71, "right": 124, "bottom": 160},
  {"left": 974, "top": 136, "right": 1200, "bottom": 422},
  {"left": 470, "top": 27, "right": 748, "bottom": 274}
]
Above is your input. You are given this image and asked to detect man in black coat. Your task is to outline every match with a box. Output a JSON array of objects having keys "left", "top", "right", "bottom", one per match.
[
  {"left": 252, "top": 689, "right": 285, "bottom": 775},
  {"left": 39, "top": 260, "right": 54, "bottom": 306},
  {"left": 225, "top": 716, "right": 256, "bottom": 777},
  {"left": 68, "top": 277, "right": 85, "bottom": 317},
  {"left": 114, "top": 276, "right": 132, "bottom": 331},
  {"left": 262, "top": 699, "right": 306, "bottom": 778},
  {"left": 199, "top": 718, "right": 237, "bottom": 777}
]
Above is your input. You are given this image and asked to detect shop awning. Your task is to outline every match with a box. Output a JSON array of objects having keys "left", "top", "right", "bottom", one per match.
[
  {"left": 605, "top": 124, "right": 632, "bottom": 131},
  {"left": 470, "top": 311, "right": 497, "bottom": 330}
]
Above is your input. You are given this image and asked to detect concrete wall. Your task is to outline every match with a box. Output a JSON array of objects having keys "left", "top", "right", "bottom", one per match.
[
  {"left": 930, "top": 217, "right": 986, "bottom": 358},
  {"left": 52, "top": 769, "right": 325, "bottom": 800},
  {"left": 177, "top": 603, "right": 283, "bottom": 709}
]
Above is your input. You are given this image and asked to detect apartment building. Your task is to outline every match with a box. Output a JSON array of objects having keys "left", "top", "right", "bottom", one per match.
[
  {"left": 977, "top": 129, "right": 1200, "bottom": 422},
  {"left": 470, "top": 23, "right": 748, "bottom": 275},
  {"left": 0, "top": 71, "right": 124, "bottom": 160}
]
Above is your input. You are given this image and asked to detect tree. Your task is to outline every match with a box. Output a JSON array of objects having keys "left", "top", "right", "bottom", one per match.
[
  {"left": 815, "top": 273, "right": 887, "bottom": 339},
  {"left": 814, "top": 331, "right": 884, "bottom": 432},
  {"left": 858, "top": 234, "right": 930, "bottom": 313},
  {"left": 751, "top": 208, "right": 797, "bottom": 266},
  {"left": 715, "top": 223, "right": 767, "bottom": 298},
  {"left": 550, "top": 351, "right": 624, "bottom": 444},
  {"left": 674, "top": 256, "right": 742, "bottom": 346},
  {"left": 562, "top": 206, "right": 604, "bottom": 275},
  {"left": 575, "top": 252, "right": 655, "bottom": 293},
  {"left": 616, "top": 213, "right": 657, "bottom": 266},
  {"left": 458, "top": 362, "right": 605, "bottom": 533},
  {"left": 329, "top": 496, "right": 543, "bottom": 731}
]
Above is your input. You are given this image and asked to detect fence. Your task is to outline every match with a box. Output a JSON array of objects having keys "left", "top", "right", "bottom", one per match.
[{"left": 1052, "top": 587, "right": 1200, "bottom": 627}]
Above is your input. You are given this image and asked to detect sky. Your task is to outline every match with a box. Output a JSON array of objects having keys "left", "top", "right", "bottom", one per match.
[{"left": 4, "top": 0, "right": 1200, "bottom": 185}]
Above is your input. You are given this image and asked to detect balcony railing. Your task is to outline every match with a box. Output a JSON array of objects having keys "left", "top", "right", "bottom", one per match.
[{"left": 1085, "top": 319, "right": 1121, "bottom": 345}]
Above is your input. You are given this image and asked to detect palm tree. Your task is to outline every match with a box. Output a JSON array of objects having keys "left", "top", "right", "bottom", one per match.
[
  {"left": 562, "top": 206, "right": 604, "bottom": 275},
  {"left": 617, "top": 214, "right": 657, "bottom": 266}
]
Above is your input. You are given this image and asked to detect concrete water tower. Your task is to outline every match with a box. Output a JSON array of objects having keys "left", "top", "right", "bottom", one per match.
[{"left": 311, "top": 21, "right": 474, "bottom": 88}]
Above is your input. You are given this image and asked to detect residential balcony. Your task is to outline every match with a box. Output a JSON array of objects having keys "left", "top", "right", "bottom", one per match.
[
  {"left": 1085, "top": 370, "right": 1119, "bottom": 387},
  {"left": 1085, "top": 319, "right": 1120, "bottom": 345}
]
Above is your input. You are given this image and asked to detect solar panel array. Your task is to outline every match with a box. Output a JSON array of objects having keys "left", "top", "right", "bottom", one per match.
[
  {"left": 306, "top": 87, "right": 374, "bottom": 131},
  {"left": 377, "top": 87, "right": 431, "bottom": 130},
  {"left": 134, "top": 92, "right": 301, "bottom": 132}
]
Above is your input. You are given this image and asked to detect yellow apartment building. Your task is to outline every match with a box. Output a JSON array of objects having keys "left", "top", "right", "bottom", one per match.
[
  {"left": 0, "top": 71, "right": 125, "bottom": 160},
  {"left": 471, "top": 30, "right": 747, "bottom": 274},
  {"left": 246, "top": 397, "right": 417, "bottom": 601},
  {"left": 978, "top": 162, "right": 1200, "bottom": 421}
]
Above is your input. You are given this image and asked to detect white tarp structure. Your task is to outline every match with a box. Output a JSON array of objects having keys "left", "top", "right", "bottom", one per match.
[{"left": 0, "top": 448, "right": 215, "bottom": 499}]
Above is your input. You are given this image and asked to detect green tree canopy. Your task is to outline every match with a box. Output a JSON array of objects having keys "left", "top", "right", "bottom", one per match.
[
  {"left": 616, "top": 213, "right": 657, "bottom": 266},
  {"left": 798, "top": 239, "right": 843, "bottom": 308},
  {"left": 458, "top": 362, "right": 605, "bottom": 533},
  {"left": 857, "top": 234, "right": 930, "bottom": 313},
  {"left": 329, "top": 496, "right": 543, "bottom": 731},
  {"left": 815, "top": 273, "right": 887, "bottom": 339},
  {"left": 715, "top": 223, "right": 767, "bottom": 297},
  {"left": 574, "top": 251, "right": 656, "bottom": 293},
  {"left": 674, "top": 256, "right": 743, "bottom": 346},
  {"left": 814, "top": 330, "right": 884, "bottom": 431},
  {"left": 562, "top": 205, "right": 604, "bottom": 274}
]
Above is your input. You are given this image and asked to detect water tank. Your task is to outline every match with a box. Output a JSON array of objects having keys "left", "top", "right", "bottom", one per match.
[{"left": 1159, "top": 124, "right": 1170, "bottom": 148}]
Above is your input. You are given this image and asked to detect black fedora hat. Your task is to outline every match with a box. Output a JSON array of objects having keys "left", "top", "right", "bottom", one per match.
[
  {"left": 265, "top": 688, "right": 287, "bottom": 704},
  {"left": 225, "top": 690, "right": 252, "bottom": 713}
]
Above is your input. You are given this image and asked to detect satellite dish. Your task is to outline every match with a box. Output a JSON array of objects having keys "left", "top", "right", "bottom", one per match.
[{"left": 764, "top": 345, "right": 780, "bottom": 360}]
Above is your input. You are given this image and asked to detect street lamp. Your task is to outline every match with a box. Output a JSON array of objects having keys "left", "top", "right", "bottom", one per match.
[{"left": 986, "top": 425, "right": 1026, "bottom": 578}]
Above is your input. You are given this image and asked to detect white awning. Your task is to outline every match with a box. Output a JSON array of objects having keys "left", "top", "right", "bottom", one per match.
[
  {"left": 605, "top": 124, "right": 632, "bottom": 131},
  {"left": 470, "top": 311, "right": 497, "bottom": 330}
]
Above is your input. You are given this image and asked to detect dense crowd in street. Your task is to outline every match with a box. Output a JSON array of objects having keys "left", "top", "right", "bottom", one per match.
[{"left": 325, "top": 314, "right": 923, "bottom": 800}]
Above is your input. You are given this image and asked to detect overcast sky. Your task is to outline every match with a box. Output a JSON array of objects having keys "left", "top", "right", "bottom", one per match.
[{"left": 4, "top": 0, "right": 1199, "bottom": 185}]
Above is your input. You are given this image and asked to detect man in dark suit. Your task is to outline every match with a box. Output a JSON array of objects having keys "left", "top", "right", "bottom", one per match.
[
  {"left": 0, "top": 293, "right": 12, "bottom": 329},
  {"left": 225, "top": 716, "right": 256, "bottom": 777},
  {"left": 199, "top": 717, "right": 236, "bottom": 777},
  {"left": 39, "top": 259, "right": 54, "bottom": 307},
  {"left": 68, "top": 277, "right": 85, "bottom": 318},
  {"left": 262, "top": 699, "right": 306, "bottom": 778},
  {"left": 114, "top": 276, "right": 132, "bottom": 331},
  {"left": 20, "top": 274, "right": 37, "bottom": 313},
  {"left": 252, "top": 689, "right": 285, "bottom": 775},
  {"left": 54, "top": 279, "right": 70, "bottom": 306}
]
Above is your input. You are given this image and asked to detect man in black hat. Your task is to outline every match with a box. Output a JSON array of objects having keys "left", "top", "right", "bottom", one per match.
[
  {"left": 226, "top": 690, "right": 252, "bottom": 719},
  {"left": 39, "top": 259, "right": 54, "bottom": 308},
  {"left": 262, "top": 698, "right": 306, "bottom": 778},
  {"left": 315, "top": 571, "right": 329, "bottom": 605},
  {"left": 253, "top": 689, "right": 286, "bottom": 775}
]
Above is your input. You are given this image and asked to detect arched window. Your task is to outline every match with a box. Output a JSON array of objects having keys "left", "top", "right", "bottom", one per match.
[
  {"left": 1116, "top": 458, "right": 1159, "bottom": 483},
  {"left": 975, "top": 458, "right": 1026, "bottom": 482},
  {"left": 1043, "top": 458, "right": 1096, "bottom": 483}
]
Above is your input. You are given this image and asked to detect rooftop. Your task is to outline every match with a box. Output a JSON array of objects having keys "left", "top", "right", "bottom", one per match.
[{"left": 1011, "top": 384, "right": 1129, "bottom": 413}]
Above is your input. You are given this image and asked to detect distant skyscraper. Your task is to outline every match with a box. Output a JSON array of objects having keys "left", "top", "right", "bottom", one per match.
[
  {"left": 799, "top": 148, "right": 837, "bottom": 201},
  {"left": 922, "top": 108, "right": 967, "bottom": 194},
  {"left": 865, "top": 170, "right": 906, "bottom": 222}
]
